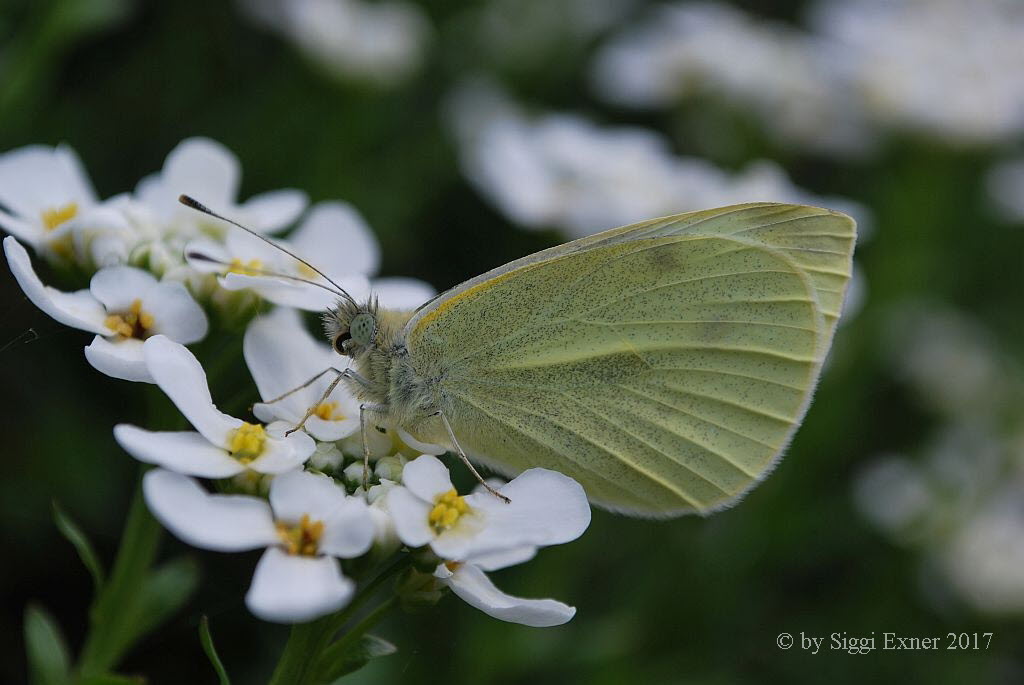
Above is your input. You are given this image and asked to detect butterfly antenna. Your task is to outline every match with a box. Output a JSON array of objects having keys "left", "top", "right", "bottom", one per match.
[
  {"left": 178, "top": 194, "right": 356, "bottom": 305},
  {"left": 184, "top": 250, "right": 351, "bottom": 298}
]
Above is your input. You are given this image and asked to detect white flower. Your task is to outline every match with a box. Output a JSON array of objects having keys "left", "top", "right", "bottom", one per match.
[
  {"left": 0, "top": 144, "right": 100, "bottom": 257},
  {"left": 239, "top": 0, "right": 431, "bottom": 87},
  {"left": 114, "top": 335, "right": 314, "bottom": 476},
  {"left": 187, "top": 201, "right": 435, "bottom": 311},
  {"left": 590, "top": 3, "right": 871, "bottom": 155},
  {"left": 4, "top": 236, "right": 208, "bottom": 382},
  {"left": 244, "top": 306, "right": 360, "bottom": 441},
  {"left": 449, "top": 85, "right": 870, "bottom": 238},
  {"left": 135, "top": 137, "right": 307, "bottom": 235},
  {"left": 388, "top": 455, "right": 591, "bottom": 627},
  {"left": 143, "top": 468, "right": 374, "bottom": 622},
  {"left": 813, "top": 0, "right": 1024, "bottom": 146}
]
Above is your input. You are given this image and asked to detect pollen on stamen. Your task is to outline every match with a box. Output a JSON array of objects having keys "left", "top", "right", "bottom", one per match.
[
  {"left": 313, "top": 401, "right": 344, "bottom": 421},
  {"left": 229, "top": 422, "right": 266, "bottom": 463},
  {"left": 226, "top": 258, "right": 264, "bottom": 276},
  {"left": 276, "top": 514, "right": 325, "bottom": 556},
  {"left": 41, "top": 203, "right": 78, "bottom": 231},
  {"left": 428, "top": 489, "right": 469, "bottom": 532},
  {"left": 104, "top": 299, "right": 155, "bottom": 339}
]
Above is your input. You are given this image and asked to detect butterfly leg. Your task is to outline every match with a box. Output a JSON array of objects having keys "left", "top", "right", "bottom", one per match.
[
  {"left": 359, "top": 402, "right": 389, "bottom": 490},
  {"left": 284, "top": 368, "right": 371, "bottom": 436},
  {"left": 260, "top": 367, "right": 346, "bottom": 407},
  {"left": 435, "top": 410, "right": 511, "bottom": 504}
]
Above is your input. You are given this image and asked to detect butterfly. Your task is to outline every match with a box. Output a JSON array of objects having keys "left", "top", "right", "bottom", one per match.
[{"left": 183, "top": 197, "right": 855, "bottom": 517}]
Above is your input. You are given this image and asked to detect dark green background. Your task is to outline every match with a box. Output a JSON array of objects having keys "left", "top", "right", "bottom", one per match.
[{"left": 2, "top": 1, "right": 1023, "bottom": 683}]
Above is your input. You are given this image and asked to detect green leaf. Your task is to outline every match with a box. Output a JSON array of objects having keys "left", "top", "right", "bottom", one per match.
[
  {"left": 23, "top": 604, "right": 71, "bottom": 685},
  {"left": 78, "top": 481, "right": 162, "bottom": 677},
  {"left": 52, "top": 500, "right": 105, "bottom": 592},
  {"left": 132, "top": 556, "right": 201, "bottom": 639},
  {"left": 199, "top": 616, "right": 231, "bottom": 685},
  {"left": 322, "top": 635, "right": 397, "bottom": 682}
]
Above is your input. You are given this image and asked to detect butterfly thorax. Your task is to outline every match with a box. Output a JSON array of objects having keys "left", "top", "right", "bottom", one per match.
[{"left": 325, "top": 299, "right": 441, "bottom": 430}]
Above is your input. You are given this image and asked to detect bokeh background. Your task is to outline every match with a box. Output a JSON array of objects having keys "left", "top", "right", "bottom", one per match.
[{"left": 3, "top": 0, "right": 1024, "bottom": 683}]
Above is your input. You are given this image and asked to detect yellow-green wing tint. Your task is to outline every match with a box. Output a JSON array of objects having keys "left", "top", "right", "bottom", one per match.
[
  {"left": 405, "top": 204, "right": 855, "bottom": 516},
  {"left": 409, "top": 203, "right": 855, "bottom": 357}
]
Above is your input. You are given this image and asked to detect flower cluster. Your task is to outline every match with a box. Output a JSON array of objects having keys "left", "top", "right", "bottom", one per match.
[
  {"left": 447, "top": 82, "right": 870, "bottom": 239},
  {"left": 591, "top": 0, "right": 1024, "bottom": 152},
  {"left": 854, "top": 304, "right": 1024, "bottom": 614},
  {"left": 1, "top": 138, "right": 432, "bottom": 381},
  {"left": 1, "top": 138, "right": 592, "bottom": 626}
]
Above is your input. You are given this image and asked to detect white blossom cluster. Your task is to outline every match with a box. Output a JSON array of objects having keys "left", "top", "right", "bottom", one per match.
[
  {"left": 854, "top": 305, "right": 1024, "bottom": 614},
  {"left": 2, "top": 139, "right": 592, "bottom": 624},
  {"left": 238, "top": 0, "right": 432, "bottom": 87},
  {"left": 448, "top": 82, "right": 869, "bottom": 239},
  {"left": 592, "top": 0, "right": 1024, "bottom": 152}
]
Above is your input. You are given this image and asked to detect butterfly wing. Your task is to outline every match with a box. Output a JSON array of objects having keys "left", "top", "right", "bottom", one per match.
[{"left": 405, "top": 204, "right": 855, "bottom": 517}]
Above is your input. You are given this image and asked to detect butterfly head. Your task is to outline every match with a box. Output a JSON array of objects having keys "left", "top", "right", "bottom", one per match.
[{"left": 323, "top": 297, "right": 379, "bottom": 357}]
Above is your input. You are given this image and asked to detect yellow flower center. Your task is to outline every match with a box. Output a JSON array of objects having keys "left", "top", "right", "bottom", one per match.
[
  {"left": 41, "top": 203, "right": 78, "bottom": 231},
  {"left": 226, "top": 258, "right": 264, "bottom": 276},
  {"left": 313, "top": 401, "right": 344, "bottom": 421},
  {"left": 103, "top": 299, "right": 155, "bottom": 339},
  {"left": 428, "top": 489, "right": 469, "bottom": 532},
  {"left": 276, "top": 514, "right": 324, "bottom": 556},
  {"left": 228, "top": 422, "right": 266, "bottom": 463}
]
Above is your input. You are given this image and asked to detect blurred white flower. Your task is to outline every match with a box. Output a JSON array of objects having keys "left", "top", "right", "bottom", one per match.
[
  {"left": 115, "top": 336, "right": 314, "bottom": 475},
  {"left": 884, "top": 305, "right": 1011, "bottom": 419},
  {"left": 449, "top": 85, "right": 869, "bottom": 238},
  {"left": 388, "top": 455, "right": 589, "bottom": 626},
  {"left": 4, "top": 236, "right": 208, "bottom": 382},
  {"left": 245, "top": 306, "right": 361, "bottom": 442},
  {"left": 942, "top": 487, "right": 1024, "bottom": 614},
  {"left": 986, "top": 158, "right": 1024, "bottom": 223},
  {"left": 239, "top": 0, "right": 431, "bottom": 87},
  {"left": 0, "top": 144, "right": 100, "bottom": 258},
  {"left": 591, "top": 2, "right": 871, "bottom": 155},
  {"left": 812, "top": 0, "right": 1024, "bottom": 146},
  {"left": 135, "top": 137, "right": 307, "bottom": 235},
  {"left": 462, "top": 0, "right": 635, "bottom": 71},
  {"left": 144, "top": 468, "right": 374, "bottom": 622}
]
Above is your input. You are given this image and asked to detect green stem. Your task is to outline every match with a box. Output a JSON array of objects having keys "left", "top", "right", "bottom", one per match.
[
  {"left": 77, "top": 474, "right": 162, "bottom": 676},
  {"left": 267, "top": 554, "right": 411, "bottom": 685},
  {"left": 316, "top": 597, "right": 398, "bottom": 680}
]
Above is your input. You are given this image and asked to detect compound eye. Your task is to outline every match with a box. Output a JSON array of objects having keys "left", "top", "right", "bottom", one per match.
[{"left": 333, "top": 332, "right": 351, "bottom": 355}]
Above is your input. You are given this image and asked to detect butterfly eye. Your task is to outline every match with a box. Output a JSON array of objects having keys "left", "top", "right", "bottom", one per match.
[{"left": 333, "top": 332, "right": 351, "bottom": 355}]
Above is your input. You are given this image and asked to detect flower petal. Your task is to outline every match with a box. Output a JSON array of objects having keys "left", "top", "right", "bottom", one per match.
[
  {"left": 240, "top": 189, "right": 308, "bottom": 233},
  {"left": 115, "top": 425, "right": 243, "bottom": 477},
  {"left": 84, "top": 336, "right": 152, "bottom": 382},
  {"left": 396, "top": 428, "right": 446, "bottom": 456},
  {"left": 143, "top": 335, "right": 241, "bottom": 444},
  {"left": 0, "top": 144, "right": 96, "bottom": 220},
  {"left": 269, "top": 469, "right": 348, "bottom": 523},
  {"left": 4, "top": 236, "right": 108, "bottom": 333},
  {"left": 246, "top": 548, "right": 354, "bottom": 623},
  {"left": 320, "top": 497, "right": 375, "bottom": 558},
  {"left": 89, "top": 266, "right": 158, "bottom": 311},
  {"left": 160, "top": 137, "right": 240, "bottom": 208},
  {"left": 401, "top": 454, "right": 454, "bottom": 502},
  {"left": 141, "top": 281, "right": 209, "bottom": 344},
  {"left": 248, "top": 425, "right": 315, "bottom": 474},
  {"left": 371, "top": 277, "right": 435, "bottom": 310},
  {"left": 471, "top": 545, "right": 538, "bottom": 572},
  {"left": 143, "top": 469, "right": 278, "bottom": 551},
  {"left": 463, "top": 469, "right": 591, "bottom": 558},
  {"left": 289, "top": 201, "right": 380, "bottom": 277},
  {"left": 385, "top": 486, "right": 434, "bottom": 548},
  {"left": 439, "top": 563, "right": 575, "bottom": 627}
]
